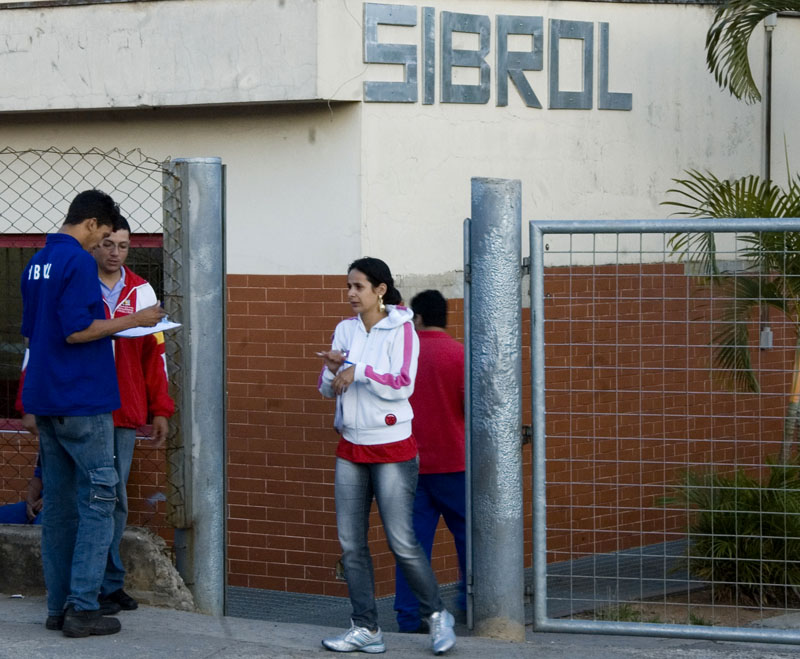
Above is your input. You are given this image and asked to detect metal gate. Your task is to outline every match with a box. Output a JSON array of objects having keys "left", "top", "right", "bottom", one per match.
[{"left": 530, "top": 218, "right": 800, "bottom": 643}]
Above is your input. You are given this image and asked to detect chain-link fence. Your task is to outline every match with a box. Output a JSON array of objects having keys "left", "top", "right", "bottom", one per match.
[
  {"left": 0, "top": 147, "right": 183, "bottom": 546},
  {"left": 531, "top": 219, "right": 800, "bottom": 643}
]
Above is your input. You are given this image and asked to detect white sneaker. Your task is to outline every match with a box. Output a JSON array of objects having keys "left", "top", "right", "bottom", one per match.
[
  {"left": 427, "top": 609, "right": 456, "bottom": 655},
  {"left": 322, "top": 620, "right": 386, "bottom": 653}
]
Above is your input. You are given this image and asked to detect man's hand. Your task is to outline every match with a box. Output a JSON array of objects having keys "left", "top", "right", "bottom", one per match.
[
  {"left": 151, "top": 416, "right": 168, "bottom": 449},
  {"left": 25, "top": 475, "right": 43, "bottom": 522},
  {"left": 21, "top": 413, "right": 38, "bottom": 438},
  {"left": 133, "top": 303, "right": 167, "bottom": 328}
]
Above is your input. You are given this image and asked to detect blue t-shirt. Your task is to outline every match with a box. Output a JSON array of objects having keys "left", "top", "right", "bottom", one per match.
[{"left": 21, "top": 233, "right": 120, "bottom": 416}]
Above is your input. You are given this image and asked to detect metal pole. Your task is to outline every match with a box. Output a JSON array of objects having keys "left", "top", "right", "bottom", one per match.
[
  {"left": 167, "top": 157, "right": 226, "bottom": 616},
  {"left": 463, "top": 218, "right": 473, "bottom": 631},
  {"left": 468, "top": 177, "right": 525, "bottom": 641},
  {"left": 529, "top": 222, "right": 548, "bottom": 630}
]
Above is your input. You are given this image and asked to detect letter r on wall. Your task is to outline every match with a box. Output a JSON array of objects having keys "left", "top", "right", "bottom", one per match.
[{"left": 496, "top": 15, "right": 543, "bottom": 108}]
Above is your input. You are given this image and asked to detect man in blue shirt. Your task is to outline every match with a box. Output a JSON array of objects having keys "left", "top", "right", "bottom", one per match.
[{"left": 20, "top": 189, "right": 165, "bottom": 638}]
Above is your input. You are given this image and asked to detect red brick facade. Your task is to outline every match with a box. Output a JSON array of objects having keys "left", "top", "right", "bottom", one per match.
[
  {"left": 225, "top": 275, "right": 467, "bottom": 596},
  {"left": 224, "top": 266, "right": 790, "bottom": 597},
  {"left": 2, "top": 265, "right": 788, "bottom": 601}
]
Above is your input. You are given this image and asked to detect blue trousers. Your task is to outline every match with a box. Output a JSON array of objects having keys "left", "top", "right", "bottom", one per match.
[
  {"left": 38, "top": 414, "right": 117, "bottom": 615},
  {"left": 0, "top": 500, "right": 41, "bottom": 524},
  {"left": 336, "top": 457, "right": 445, "bottom": 630},
  {"left": 394, "top": 471, "right": 467, "bottom": 632},
  {"left": 101, "top": 427, "right": 136, "bottom": 597}
]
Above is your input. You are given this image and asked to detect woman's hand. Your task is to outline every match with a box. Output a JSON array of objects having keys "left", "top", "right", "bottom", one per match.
[
  {"left": 317, "top": 350, "right": 347, "bottom": 374},
  {"left": 332, "top": 366, "right": 355, "bottom": 395}
]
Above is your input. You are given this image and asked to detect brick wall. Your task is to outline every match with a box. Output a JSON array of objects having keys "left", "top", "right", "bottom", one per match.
[
  {"left": 543, "top": 264, "right": 788, "bottom": 561},
  {"left": 1, "top": 264, "right": 789, "bottom": 600},
  {"left": 224, "top": 265, "right": 792, "bottom": 598}
]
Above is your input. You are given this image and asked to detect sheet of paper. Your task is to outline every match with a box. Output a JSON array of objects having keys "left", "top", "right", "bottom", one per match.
[{"left": 114, "top": 320, "right": 182, "bottom": 338}]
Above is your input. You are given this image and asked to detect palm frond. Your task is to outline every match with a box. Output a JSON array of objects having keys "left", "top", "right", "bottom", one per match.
[
  {"left": 664, "top": 171, "right": 784, "bottom": 218},
  {"left": 710, "top": 276, "right": 763, "bottom": 391},
  {"left": 706, "top": 0, "right": 800, "bottom": 103},
  {"left": 665, "top": 171, "right": 790, "bottom": 279}
]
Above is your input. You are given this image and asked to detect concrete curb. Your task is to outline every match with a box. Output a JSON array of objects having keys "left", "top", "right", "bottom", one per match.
[{"left": 0, "top": 525, "right": 194, "bottom": 611}]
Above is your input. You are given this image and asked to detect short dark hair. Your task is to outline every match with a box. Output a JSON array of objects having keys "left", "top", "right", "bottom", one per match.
[
  {"left": 115, "top": 216, "right": 132, "bottom": 234},
  {"left": 64, "top": 189, "right": 124, "bottom": 230},
  {"left": 348, "top": 257, "right": 402, "bottom": 305},
  {"left": 411, "top": 289, "right": 448, "bottom": 328}
]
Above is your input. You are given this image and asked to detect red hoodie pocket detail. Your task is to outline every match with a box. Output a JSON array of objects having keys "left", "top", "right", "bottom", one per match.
[{"left": 385, "top": 414, "right": 397, "bottom": 426}]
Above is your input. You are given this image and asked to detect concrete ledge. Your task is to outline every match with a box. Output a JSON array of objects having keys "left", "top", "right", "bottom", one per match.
[{"left": 0, "top": 525, "right": 194, "bottom": 611}]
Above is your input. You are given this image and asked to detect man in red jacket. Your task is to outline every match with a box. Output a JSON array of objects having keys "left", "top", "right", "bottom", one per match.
[
  {"left": 394, "top": 290, "right": 466, "bottom": 633},
  {"left": 93, "top": 217, "right": 175, "bottom": 612},
  {"left": 18, "top": 216, "right": 175, "bottom": 613}
]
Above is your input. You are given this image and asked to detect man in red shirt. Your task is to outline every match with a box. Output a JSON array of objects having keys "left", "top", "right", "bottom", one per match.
[
  {"left": 394, "top": 290, "right": 466, "bottom": 633},
  {"left": 93, "top": 218, "right": 174, "bottom": 612}
]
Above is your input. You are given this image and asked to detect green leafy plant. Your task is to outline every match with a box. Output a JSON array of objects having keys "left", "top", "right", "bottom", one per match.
[
  {"left": 688, "top": 611, "right": 713, "bottom": 626},
  {"left": 663, "top": 456, "right": 800, "bottom": 606},
  {"left": 593, "top": 603, "right": 649, "bottom": 622},
  {"left": 706, "top": 0, "right": 800, "bottom": 103},
  {"left": 665, "top": 170, "right": 800, "bottom": 458}
]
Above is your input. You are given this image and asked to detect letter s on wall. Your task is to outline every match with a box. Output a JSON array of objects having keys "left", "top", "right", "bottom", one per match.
[{"left": 363, "top": 3, "right": 419, "bottom": 103}]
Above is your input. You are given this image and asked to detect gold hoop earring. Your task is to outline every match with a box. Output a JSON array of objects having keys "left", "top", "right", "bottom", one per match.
[{"left": 378, "top": 294, "right": 385, "bottom": 313}]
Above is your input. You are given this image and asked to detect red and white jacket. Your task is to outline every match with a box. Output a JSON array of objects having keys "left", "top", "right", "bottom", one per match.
[
  {"left": 16, "top": 266, "right": 174, "bottom": 429},
  {"left": 103, "top": 266, "right": 174, "bottom": 429}
]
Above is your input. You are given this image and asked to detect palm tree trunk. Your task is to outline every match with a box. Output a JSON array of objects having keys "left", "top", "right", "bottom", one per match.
[{"left": 782, "top": 337, "right": 800, "bottom": 462}]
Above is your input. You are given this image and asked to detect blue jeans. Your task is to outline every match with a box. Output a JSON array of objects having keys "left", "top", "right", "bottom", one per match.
[
  {"left": 335, "top": 457, "right": 444, "bottom": 630},
  {"left": 394, "top": 472, "right": 467, "bottom": 631},
  {"left": 101, "top": 427, "right": 136, "bottom": 597},
  {"left": 37, "top": 414, "right": 118, "bottom": 615}
]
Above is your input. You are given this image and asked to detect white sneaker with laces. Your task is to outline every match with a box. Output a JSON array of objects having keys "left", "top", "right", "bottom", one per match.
[
  {"left": 322, "top": 621, "right": 386, "bottom": 653},
  {"left": 427, "top": 609, "right": 456, "bottom": 655}
]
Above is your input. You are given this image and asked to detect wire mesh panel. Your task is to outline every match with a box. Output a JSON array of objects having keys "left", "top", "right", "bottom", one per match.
[
  {"left": 0, "top": 147, "right": 183, "bottom": 545},
  {"left": 530, "top": 219, "right": 800, "bottom": 643}
]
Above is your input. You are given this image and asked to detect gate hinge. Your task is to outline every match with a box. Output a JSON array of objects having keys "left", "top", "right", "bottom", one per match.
[
  {"left": 521, "top": 424, "right": 532, "bottom": 446},
  {"left": 521, "top": 256, "right": 530, "bottom": 276},
  {"left": 464, "top": 263, "right": 471, "bottom": 283}
]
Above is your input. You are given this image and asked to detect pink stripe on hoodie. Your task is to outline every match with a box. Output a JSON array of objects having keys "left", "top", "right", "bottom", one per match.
[{"left": 364, "top": 322, "right": 414, "bottom": 389}]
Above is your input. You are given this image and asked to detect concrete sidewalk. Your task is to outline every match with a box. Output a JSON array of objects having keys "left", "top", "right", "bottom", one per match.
[{"left": 3, "top": 594, "right": 800, "bottom": 659}]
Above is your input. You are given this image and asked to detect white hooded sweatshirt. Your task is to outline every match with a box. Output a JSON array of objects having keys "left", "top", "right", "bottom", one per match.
[{"left": 318, "top": 305, "right": 419, "bottom": 446}]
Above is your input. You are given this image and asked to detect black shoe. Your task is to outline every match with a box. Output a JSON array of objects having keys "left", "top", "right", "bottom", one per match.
[
  {"left": 45, "top": 614, "right": 64, "bottom": 631},
  {"left": 101, "top": 588, "right": 138, "bottom": 611},
  {"left": 98, "top": 599, "right": 122, "bottom": 616},
  {"left": 47, "top": 600, "right": 118, "bottom": 631},
  {"left": 62, "top": 605, "right": 121, "bottom": 638}
]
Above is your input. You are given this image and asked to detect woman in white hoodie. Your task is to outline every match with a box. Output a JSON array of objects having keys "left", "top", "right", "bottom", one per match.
[{"left": 317, "top": 257, "right": 456, "bottom": 656}]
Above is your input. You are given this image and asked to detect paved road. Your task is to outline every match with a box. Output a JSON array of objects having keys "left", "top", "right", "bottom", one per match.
[{"left": 3, "top": 594, "right": 800, "bottom": 658}]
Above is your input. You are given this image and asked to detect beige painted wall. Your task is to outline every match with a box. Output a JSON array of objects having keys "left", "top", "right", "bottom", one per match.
[
  {"left": 355, "top": 1, "right": 797, "bottom": 272},
  {"left": 0, "top": 0, "right": 797, "bottom": 277}
]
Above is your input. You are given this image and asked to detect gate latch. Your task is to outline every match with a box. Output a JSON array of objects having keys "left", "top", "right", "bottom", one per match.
[{"left": 521, "top": 424, "right": 532, "bottom": 446}]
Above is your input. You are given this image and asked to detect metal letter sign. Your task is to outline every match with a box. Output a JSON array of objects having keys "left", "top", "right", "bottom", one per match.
[
  {"left": 598, "top": 22, "right": 633, "bottom": 110},
  {"left": 362, "top": 3, "right": 632, "bottom": 111},
  {"left": 440, "top": 12, "right": 491, "bottom": 104},
  {"left": 422, "top": 7, "right": 435, "bottom": 105},
  {"left": 496, "top": 15, "right": 543, "bottom": 108},
  {"left": 363, "top": 3, "right": 419, "bottom": 103},
  {"left": 549, "top": 19, "right": 593, "bottom": 110}
]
